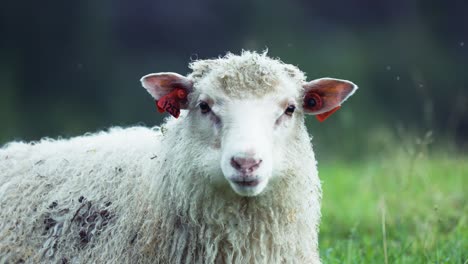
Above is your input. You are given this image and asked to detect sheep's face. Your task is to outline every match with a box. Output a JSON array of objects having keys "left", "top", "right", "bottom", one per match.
[
  {"left": 141, "top": 52, "right": 357, "bottom": 197},
  {"left": 191, "top": 92, "right": 301, "bottom": 196}
]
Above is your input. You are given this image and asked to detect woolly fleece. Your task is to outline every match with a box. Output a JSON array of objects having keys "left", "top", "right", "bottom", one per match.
[{"left": 0, "top": 52, "right": 322, "bottom": 263}]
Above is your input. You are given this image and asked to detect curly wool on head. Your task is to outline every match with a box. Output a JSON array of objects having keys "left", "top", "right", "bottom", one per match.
[{"left": 189, "top": 50, "right": 306, "bottom": 98}]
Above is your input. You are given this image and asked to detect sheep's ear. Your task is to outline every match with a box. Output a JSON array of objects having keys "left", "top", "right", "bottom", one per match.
[
  {"left": 302, "top": 78, "right": 357, "bottom": 122},
  {"left": 140, "top": 72, "right": 193, "bottom": 118}
]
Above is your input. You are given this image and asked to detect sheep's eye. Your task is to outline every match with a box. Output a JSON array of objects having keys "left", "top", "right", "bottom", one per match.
[
  {"left": 285, "top": 105, "right": 296, "bottom": 116},
  {"left": 199, "top": 102, "right": 211, "bottom": 114}
]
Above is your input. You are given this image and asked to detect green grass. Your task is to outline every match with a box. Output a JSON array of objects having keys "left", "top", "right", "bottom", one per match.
[{"left": 319, "top": 146, "right": 467, "bottom": 263}]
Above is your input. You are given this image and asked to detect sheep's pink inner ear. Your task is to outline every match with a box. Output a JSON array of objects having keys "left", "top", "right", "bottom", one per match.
[
  {"left": 140, "top": 72, "right": 193, "bottom": 118},
  {"left": 302, "top": 78, "right": 357, "bottom": 122}
]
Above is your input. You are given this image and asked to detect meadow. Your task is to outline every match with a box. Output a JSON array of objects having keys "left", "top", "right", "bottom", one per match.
[{"left": 318, "top": 137, "right": 467, "bottom": 263}]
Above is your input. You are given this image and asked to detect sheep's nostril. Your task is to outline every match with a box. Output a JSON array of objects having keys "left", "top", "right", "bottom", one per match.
[{"left": 230, "top": 157, "right": 262, "bottom": 174}]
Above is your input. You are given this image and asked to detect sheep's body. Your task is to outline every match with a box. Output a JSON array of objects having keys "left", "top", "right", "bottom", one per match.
[
  {"left": 0, "top": 51, "right": 356, "bottom": 263},
  {"left": 0, "top": 122, "right": 320, "bottom": 263},
  {"left": 0, "top": 127, "right": 161, "bottom": 263}
]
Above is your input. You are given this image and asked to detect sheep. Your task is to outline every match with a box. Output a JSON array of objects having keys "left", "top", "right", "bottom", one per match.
[{"left": 0, "top": 51, "right": 357, "bottom": 263}]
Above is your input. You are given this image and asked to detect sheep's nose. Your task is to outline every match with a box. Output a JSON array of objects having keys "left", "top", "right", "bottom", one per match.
[{"left": 230, "top": 157, "right": 262, "bottom": 175}]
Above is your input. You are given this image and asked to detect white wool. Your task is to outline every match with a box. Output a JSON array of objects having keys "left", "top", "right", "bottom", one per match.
[
  {"left": 189, "top": 50, "right": 306, "bottom": 99},
  {"left": 0, "top": 52, "right": 323, "bottom": 263},
  {"left": 0, "top": 127, "right": 163, "bottom": 263}
]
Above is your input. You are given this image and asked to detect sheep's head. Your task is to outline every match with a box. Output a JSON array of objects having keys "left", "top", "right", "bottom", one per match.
[{"left": 141, "top": 52, "right": 357, "bottom": 197}]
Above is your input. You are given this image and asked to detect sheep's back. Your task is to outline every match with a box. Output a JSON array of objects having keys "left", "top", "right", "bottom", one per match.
[{"left": 0, "top": 126, "right": 162, "bottom": 262}]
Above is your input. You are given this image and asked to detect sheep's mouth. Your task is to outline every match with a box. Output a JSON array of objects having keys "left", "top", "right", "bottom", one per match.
[
  {"left": 231, "top": 179, "right": 260, "bottom": 187},
  {"left": 227, "top": 176, "right": 267, "bottom": 196}
]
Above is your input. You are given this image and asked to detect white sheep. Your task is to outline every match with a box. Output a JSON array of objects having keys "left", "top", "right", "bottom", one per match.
[{"left": 0, "top": 51, "right": 357, "bottom": 263}]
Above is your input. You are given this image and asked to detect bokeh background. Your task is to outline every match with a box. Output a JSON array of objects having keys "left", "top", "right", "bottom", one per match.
[{"left": 1, "top": 0, "right": 467, "bottom": 262}]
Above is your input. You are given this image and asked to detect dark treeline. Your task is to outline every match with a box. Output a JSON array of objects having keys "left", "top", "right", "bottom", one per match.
[{"left": 1, "top": 0, "right": 467, "bottom": 158}]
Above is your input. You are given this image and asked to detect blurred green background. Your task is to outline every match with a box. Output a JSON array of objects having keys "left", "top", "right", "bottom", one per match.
[{"left": 1, "top": 0, "right": 466, "bottom": 262}]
